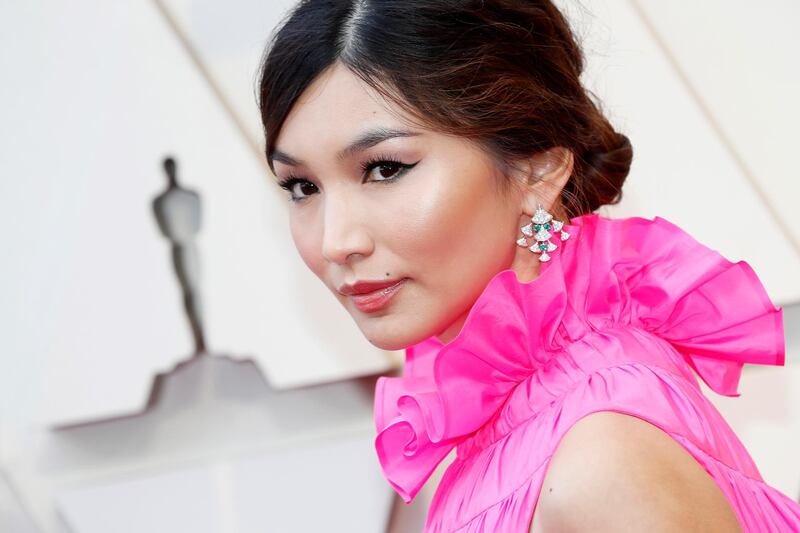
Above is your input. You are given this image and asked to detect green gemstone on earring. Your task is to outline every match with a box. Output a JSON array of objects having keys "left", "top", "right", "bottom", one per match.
[
  {"left": 545, "top": 223, "right": 551, "bottom": 229},
  {"left": 535, "top": 224, "right": 541, "bottom": 230},
  {"left": 540, "top": 243, "right": 547, "bottom": 250}
]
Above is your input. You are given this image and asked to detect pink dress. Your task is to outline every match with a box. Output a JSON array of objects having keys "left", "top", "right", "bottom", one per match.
[{"left": 373, "top": 212, "right": 800, "bottom": 532}]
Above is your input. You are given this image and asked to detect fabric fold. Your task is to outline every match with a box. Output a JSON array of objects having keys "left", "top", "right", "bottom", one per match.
[
  {"left": 373, "top": 212, "right": 785, "bottom": 504},
  {"left": 572, "top": 215, "right": 785, "bottom": 397}
]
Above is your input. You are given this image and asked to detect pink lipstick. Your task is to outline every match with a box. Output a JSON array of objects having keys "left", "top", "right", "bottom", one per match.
[{"left": 348, "top": 278, "right": 408, "bottom": 312}]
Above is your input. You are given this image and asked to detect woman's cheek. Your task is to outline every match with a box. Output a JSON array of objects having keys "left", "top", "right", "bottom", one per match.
[{"left": 289, "top": 211, "right": 325, "bottom": 274}]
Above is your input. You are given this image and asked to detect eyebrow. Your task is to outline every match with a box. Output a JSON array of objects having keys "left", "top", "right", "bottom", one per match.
[{"left": 271, "top": 127, "right": 422, "bottom": 168}]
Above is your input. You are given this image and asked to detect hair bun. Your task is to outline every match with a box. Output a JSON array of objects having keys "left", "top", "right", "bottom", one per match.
[
  {"left": 586, "top": 133, "right": 632, "bottom": 180},
  {"left": 569, "top": 132, "right": 633, "bottom": 214}
]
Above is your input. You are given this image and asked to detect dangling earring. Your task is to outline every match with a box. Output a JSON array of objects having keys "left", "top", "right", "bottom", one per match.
[{"left": 516, "top": 203, "right": 570, "bottom": 262}]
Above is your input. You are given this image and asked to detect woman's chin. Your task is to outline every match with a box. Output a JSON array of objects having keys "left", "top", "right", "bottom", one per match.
[
  {"left": 362, "top": 330, "right": 411, "bottom": 352},
  {"left": 355, "top": 319, "right": 421, "bottom": 352}
]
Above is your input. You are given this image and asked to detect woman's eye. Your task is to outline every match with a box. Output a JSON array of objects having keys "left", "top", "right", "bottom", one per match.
[
  {"left": 366, "top": 161, "right": 404, "bottom": 181},
  {"left": 277, "top": 177, "right": 318, "bottom": 202},
  {"left": 361, "top": 157, "right": 418, "bottom": 184}
]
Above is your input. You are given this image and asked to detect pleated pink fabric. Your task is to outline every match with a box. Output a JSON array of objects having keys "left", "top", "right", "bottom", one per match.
[{"left": 374, "top": 212, "right": 800, "bottom": 532}]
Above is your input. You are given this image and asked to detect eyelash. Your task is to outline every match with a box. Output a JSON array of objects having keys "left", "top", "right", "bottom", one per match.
[{"left": 277, "top": 153, "right": 417, "bottom": 203}]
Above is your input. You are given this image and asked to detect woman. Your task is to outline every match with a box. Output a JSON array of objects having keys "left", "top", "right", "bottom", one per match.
[{"left": 256, "top": 1, "right": 800, "bottom": 531}]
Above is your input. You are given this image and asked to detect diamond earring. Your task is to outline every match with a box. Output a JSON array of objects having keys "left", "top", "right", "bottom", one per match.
[{"left": 516, "top": 203, "right": 570, "bottom": 262}]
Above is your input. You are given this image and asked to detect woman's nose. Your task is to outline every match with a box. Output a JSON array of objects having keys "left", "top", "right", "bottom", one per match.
[{"left": 320, "top": 192, "right": 373, "bottom": 265}]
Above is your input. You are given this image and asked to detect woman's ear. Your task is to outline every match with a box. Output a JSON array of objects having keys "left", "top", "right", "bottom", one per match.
[{"left": 512, "top": 146, "right": 574, "bottom": 215}]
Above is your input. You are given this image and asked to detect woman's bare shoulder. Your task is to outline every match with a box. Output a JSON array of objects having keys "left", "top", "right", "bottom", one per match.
[{"left": 528, "top": 411, "right": 742, "bottom": 533}]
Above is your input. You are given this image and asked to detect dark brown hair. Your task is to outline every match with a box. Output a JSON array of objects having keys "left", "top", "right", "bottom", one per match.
[{"left": 256, "top": 0, "right": 632, "bottom": 218}]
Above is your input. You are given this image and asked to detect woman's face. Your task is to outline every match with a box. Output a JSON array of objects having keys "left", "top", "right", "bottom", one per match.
[{"left": 271, "top": 62, "right": 567, "bottom": 351}]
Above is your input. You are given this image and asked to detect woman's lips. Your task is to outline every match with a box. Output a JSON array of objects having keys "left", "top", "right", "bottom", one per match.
[{"left": 350, "top": 278, "right": 408, "bottom": 312}]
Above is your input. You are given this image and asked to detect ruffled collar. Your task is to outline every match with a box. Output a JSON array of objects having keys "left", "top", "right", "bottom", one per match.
[{"left": 373, "top": 212, "right": 785, "bottom": 504}]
